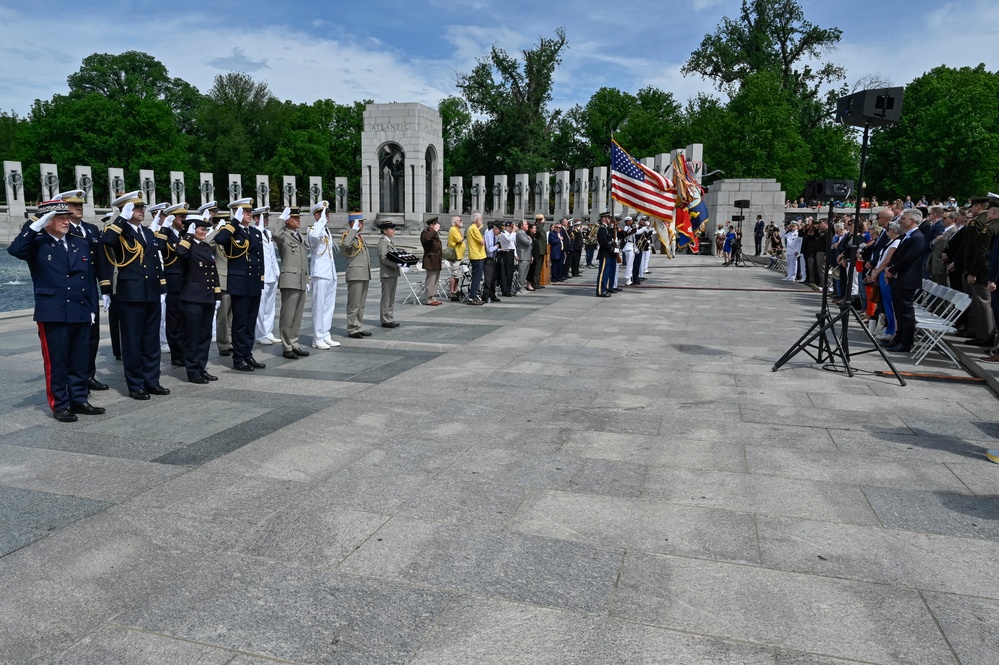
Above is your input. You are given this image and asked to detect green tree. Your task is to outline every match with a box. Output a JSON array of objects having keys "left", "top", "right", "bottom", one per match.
[
  {"left": 455, "top": 28, "right": 569, "bottom": 177},
  {"left": 867, "top": 65, "right": 999, "bottom": 201}
]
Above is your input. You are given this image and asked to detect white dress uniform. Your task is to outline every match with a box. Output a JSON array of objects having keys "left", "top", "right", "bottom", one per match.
[
  {"left": 255, "top": 219, "right": 280, "bottom": 343},
  {"left": 783, "top": 228, "right": 801, "bottom": 281},
  {"left": 307, "top": 204, "right": 337, "bottom": 346},
  {"left": 639, "top": 226, "right": 652, "bottom": 274},
  {"left": 621, "top": 221, "right": 636, "bottom": 285}
]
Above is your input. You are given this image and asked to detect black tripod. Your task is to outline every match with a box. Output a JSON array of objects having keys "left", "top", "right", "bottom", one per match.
[{"left": 771, "top": 141, "right": 905, "bottom": 386}]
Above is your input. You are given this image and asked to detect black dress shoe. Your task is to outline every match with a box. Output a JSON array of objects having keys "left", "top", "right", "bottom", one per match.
[
  {"left": 360, "top": 330, "right": 372, "bottom": 336},
  {"left": 129, "top": 390, "right": 150, "bottom": 400},
  {"left": 87, "top": 378, "right": 109, "bottom": 391},
  {"left": 292, "top": 347, "right": 310, "bottom": 356},
  {"left": 248, "top": 359, "right": 266, "bottom": 369},
  {"left": 381, "top": 322, "right": 400, "bottom": 328},
  {"left": 234, "top": 361, "right": 255, "bottom": 371},
  {"left": 171, "top": 359, "right": 185, "bottom": 367},
  {"left": 54, "top": 409, "right": 78, "bottom": 423},
  {"left": 283, "top": 351, "right": 299, "bottom": 360},
  {"left": 70, "top": 402, "right": 105, "bottom": 415},
  {"left": 201, "top": 371, "right": 218, "bottom": 381},
  {"left": 147, "top": 385, "right": 171, "bottom": 395},
  {"left": 597, "top": 293, "right": 612, "bottom": 298},
  {"left": 189, "top": 375, "right": 210, "bottom": 384},
  {"left": 219, "top": 349, "right": 232, "bottom": 357},
  {"left": 348, "top": 332, "right": 364, "bottom": 339}
]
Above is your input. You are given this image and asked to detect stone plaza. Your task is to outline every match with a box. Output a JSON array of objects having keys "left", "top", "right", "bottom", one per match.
[{"left": 1, "top": 254, "right": 997, "bottom": 664}]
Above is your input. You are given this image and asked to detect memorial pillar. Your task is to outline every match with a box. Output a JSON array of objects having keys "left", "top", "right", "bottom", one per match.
[
  {"left": 533, "top": 172, "right": 550, "bottom": 216},
  {"left": 470, "top": 175, "right": 486, "bottom": 214},
  {"left": 513, "top": 174, "right": 529, "bottom": 219},
  {"left": 308, "top": 177, "right": 323, "bottom": 209},
  {"left": 255, "top": 175, "right": 270, "bottom": 208},
  {"left": 685, "top": 143, "right": 704, "bottom": 185},
  {"left": 139, "top": 169, "right": 156, "bottom": 206},
  {"left": 40, "top": 163, "right": 59, "bottom": 201},
  {"left": 108, "top": 168, "right": 126, "bottom": 203},
  {"left": 227, "top": 174, "right": 242, "bottom": 203},
  {"left": 448, "top": 176, "right": 463, "bottom": 215},
  {"left": 74, "top": 166, "right": 95, "bottom": 218},
  {"left": 572, "top": 168, "right": 589, "bottom": 219},
  {"left": 492, "top": 175, "right": 507, "bottom": 216},
  {"left": 169, "top": 171, "right": 186, "bottom": 206},
  {"left": 334, "top": 177, "right": 348, "bottom": 213},
  {"left": 590, "top": 167, "right": 607, "bottom": 223},
  {"left": 199, "top": 172, "right": 214, "bottom": 206},
  {"left": 4, "top": 160, "right": 26, "bottom": 221},
  {"left": 553, "top": 170, "right": 569, "bottom": 219},
  {"left": 282, "top": 177, "right": 297, "bottom": 207}
]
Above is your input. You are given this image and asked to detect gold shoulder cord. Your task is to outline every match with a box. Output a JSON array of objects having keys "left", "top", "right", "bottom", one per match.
[
  {"left": 222, "top": 232, "right": 250, "bottom": 260},
  {"left": 103, "top": 228, "right": 144, "bottom": 268},
  {"left": 341, "top": 230, "right": 364, "bottom": 258},
  {"left": 314, "top": 230, "right": 330, "bottom": 258},
  {"left": 162, "top": 239, "right": 178, "bottom": 267}
]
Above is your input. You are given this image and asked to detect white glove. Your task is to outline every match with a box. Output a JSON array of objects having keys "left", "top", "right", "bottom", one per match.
[
  {"left": 91, "top": 312, "right": 95, "bottom": 324},
  {"left": 120, "top": 202, "right": 135, "bottom": 221},
  {"left": 30, "top": 211, "right": 56, "bottom": 232},
  {"left": 279, "top": 207, "right": 291, "bottom": 222},
  {"left": 150, "top": 211, "right": 162, "bottom": 232},
  {"left": 234, "top": 207, "right": 244, "bottom": 223},
  {"left": 186, "top": 222, "right": 196, "bottom": 235},
  {"left": 102, "top": 295, "right": 111, "bottom": 312},
  {"left": 163, "top": 214, "right": 175, "bottom": 229},
  {"left": 255, "top": 214, "right": 264, "bottom": 231},
  {"left": 352, "top": 220, "right": 360, "bottom": 231},
  {"left": 614, "top": 248, "right": 620, "bottom": 254},
  {"left": 320, "top": 209, "right": 328, "bottom": 226},
  {"left": 305, "top": 282, "right": 311, "bottom": 294}
]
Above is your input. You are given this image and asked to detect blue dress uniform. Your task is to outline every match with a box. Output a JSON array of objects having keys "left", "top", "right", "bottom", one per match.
[
  {"left": 7, "top": 203, "right": 100, "bottom": 421},
  {"left": 175, "top": 220, "right": 221, "bottom": 383},
  {"left": 101, "top": 191, "right": 169, "bottom": 398},
  {"left": 213, "top": 200, "right": 265, "bottom": 370},
  {"left": 158, "top": 204, "right": 191, "bottom": 366},
  {"left": 596, "top": 215, "right": 616, "bottom": 297}
]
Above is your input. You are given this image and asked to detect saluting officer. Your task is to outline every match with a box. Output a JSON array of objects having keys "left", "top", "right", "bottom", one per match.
[
  {"left": 200, "top": 201, "right": 232, "bottom": 357},
  {"left": 272, "top": 207, "right": 312, "bottom": 359},
  {"left": 175, "top": 214, "right": 221, "bottom": 383},
  {"left": 54, "top": 189, "right": 108, "bottom": 392},
  {"left": 101, "top": 191, "right": 170, "bottom": 400},
  {"left": 213, "top": 198, "right": 266, "bottom": 371},
  {"left": 253, "top": 206, "right": 282, "bottom": 347},
  {"left": 8, "top": 201, "right": 105, "bottom": 421},
  {"left": 342, "top": 213, "right": 372, "bottom": 338},
  {"left": 307, "top": 200, "right": 340, "bottom": 349},
  {"left": 155, "top": 202, "right": 191, "bottom": 367}
]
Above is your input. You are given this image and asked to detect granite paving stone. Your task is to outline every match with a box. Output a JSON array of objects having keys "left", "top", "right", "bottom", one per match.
[
  {"left": 339, "top": 517, "right": 622, "bottom": 613},
  {"left": 559, "top": 429, "right": 750, "bottom": 473},
  {"left": 612, "top": 552, "right": 957, "bottom": 664},
  {"left": 508, "top": 489, "right": 760, "bottom": 564},
  {"left": 826, "top": 427, "right": 990, "bottom": 463},
  {"left": 643, "top": 466, "right": 881, "bottom": 525},
  {"left": 922, "top": 591, "right": 999, "bottom": 665},
  {"left": 756, "top": 514, "right": 999, "bottom": 599},
  {"left": 0, "top": 524, "right": 45, "bottom": 556},
  {"left": 944, "top": 460, "right": 999, "bottom": 495},
  {"left": 408, "top": 596, "right": 776, "bottom": 665},
  {"left": 50, "top": 625, "right": 238, "bottom": 665},
  {"left": 745, "top": 446, "right": 968, "bottom": 492},
  {"left": 864, "top": 487, "right": 999, "bottom": 541},
  {"left": 116, "top": 554, "right": 454, "bottom": 665}
]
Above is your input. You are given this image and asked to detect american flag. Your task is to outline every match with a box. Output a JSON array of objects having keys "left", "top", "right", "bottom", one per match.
[{"left": 611, "top": 141, "right": 676, "bottom": 221}]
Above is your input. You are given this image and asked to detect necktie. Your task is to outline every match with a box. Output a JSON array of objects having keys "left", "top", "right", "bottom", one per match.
[
  {"left": 61, "top": 238, "right": 68, "bottom": 252},
  {"left": 294, "top": 231, "right": 301, "bottom": 243}
]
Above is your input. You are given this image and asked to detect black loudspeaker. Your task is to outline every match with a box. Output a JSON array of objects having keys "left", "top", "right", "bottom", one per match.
[
  {"left": 804, "top": 179, "right": 854, "bottom": 201},
  {"left": 836, "top": 87, "right": 904, "bottom": 128},
  {"left": 733, "top": 199, "right": 750, "bottom": 209},
  {"left": 731, "top": 215, "right": 745, "bottom": 222}
]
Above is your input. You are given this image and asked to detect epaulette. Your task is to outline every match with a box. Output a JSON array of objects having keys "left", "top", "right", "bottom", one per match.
[
  {"left": 159, "top": 279, "right": 166, "bottom": 285},
  {"left": 99, "top": 280, "right": 111, "bottom": 287},
  {"left": 154, "top": 232, "right": 167, "bottom": 240},
  {"left": 107, "top": 225, "right": 122, "bottom": 234},
  {"left": 179, "top": 239, "right": 191, "bottom": 249}
]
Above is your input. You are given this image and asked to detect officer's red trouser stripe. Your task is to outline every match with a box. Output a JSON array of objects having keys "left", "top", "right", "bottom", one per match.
[{"left": 37, "top": 322, "right": 56, "bottom": 411}]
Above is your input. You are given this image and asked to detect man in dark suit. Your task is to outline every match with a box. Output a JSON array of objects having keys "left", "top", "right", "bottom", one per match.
[
  {"left": 754, "top": 215, "right": 765, "bottom": 256},
  {"left": 595, "top": 212, "right": 617, "bottom": 297},
  {"left": 8, "top": 201, "right": 105, "bottom": 421},
  {"left": 548, "top": 220, "right": 565, "bottom": 282},
  {"left": 885, "top": 209, "right": 928, "bottom": 352},
  {"left": 56, "top": 189, "right": 108, "bottom": 392},
  {"left": 175, "top": 214, "right": 221, "bottom": 383},
  {"left": 102, "top": 191, "right": 170, "bottom": 399},
  {"left": 213, "top": 198, "right": 266, "bottom": 371}
]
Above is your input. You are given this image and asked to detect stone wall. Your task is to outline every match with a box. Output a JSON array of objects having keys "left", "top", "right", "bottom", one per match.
[{"left": 704, "top": 179, "right": 786, "bottom": 254}]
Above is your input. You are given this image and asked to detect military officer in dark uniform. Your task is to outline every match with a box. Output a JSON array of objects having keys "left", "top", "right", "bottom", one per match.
[
  {"left": 55, "top": 189, "right": 108, "bottom": 391},
  {"left": 175, "top": 214, "right": 221, "bottom": 383},
  {"left": 101, "top": 191, "right": 170, "bottom": 400},
  {"left": 155, "top": 202, "right": 191, "bottom": 367},
  {"left": 213, "top": 198, "right": 266, "bottom": 371},
  {"left": 596, "top": 211, "right": 617, "bottom": 297},
  {"left": 8, "top": 201, "right": 105, "bottom": 421}
]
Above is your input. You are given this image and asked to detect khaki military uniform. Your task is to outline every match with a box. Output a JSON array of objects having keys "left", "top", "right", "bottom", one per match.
[
  {"left": 273, "top": 225, "right": 310, "bottom": 352},
  {"left": 342, "top": 225, "right": 371, "bottom": 334}
]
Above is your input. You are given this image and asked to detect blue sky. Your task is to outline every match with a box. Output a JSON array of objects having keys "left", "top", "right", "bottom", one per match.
[{"left": 0, "top": 0, "right": 996, "bottom": 117}]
